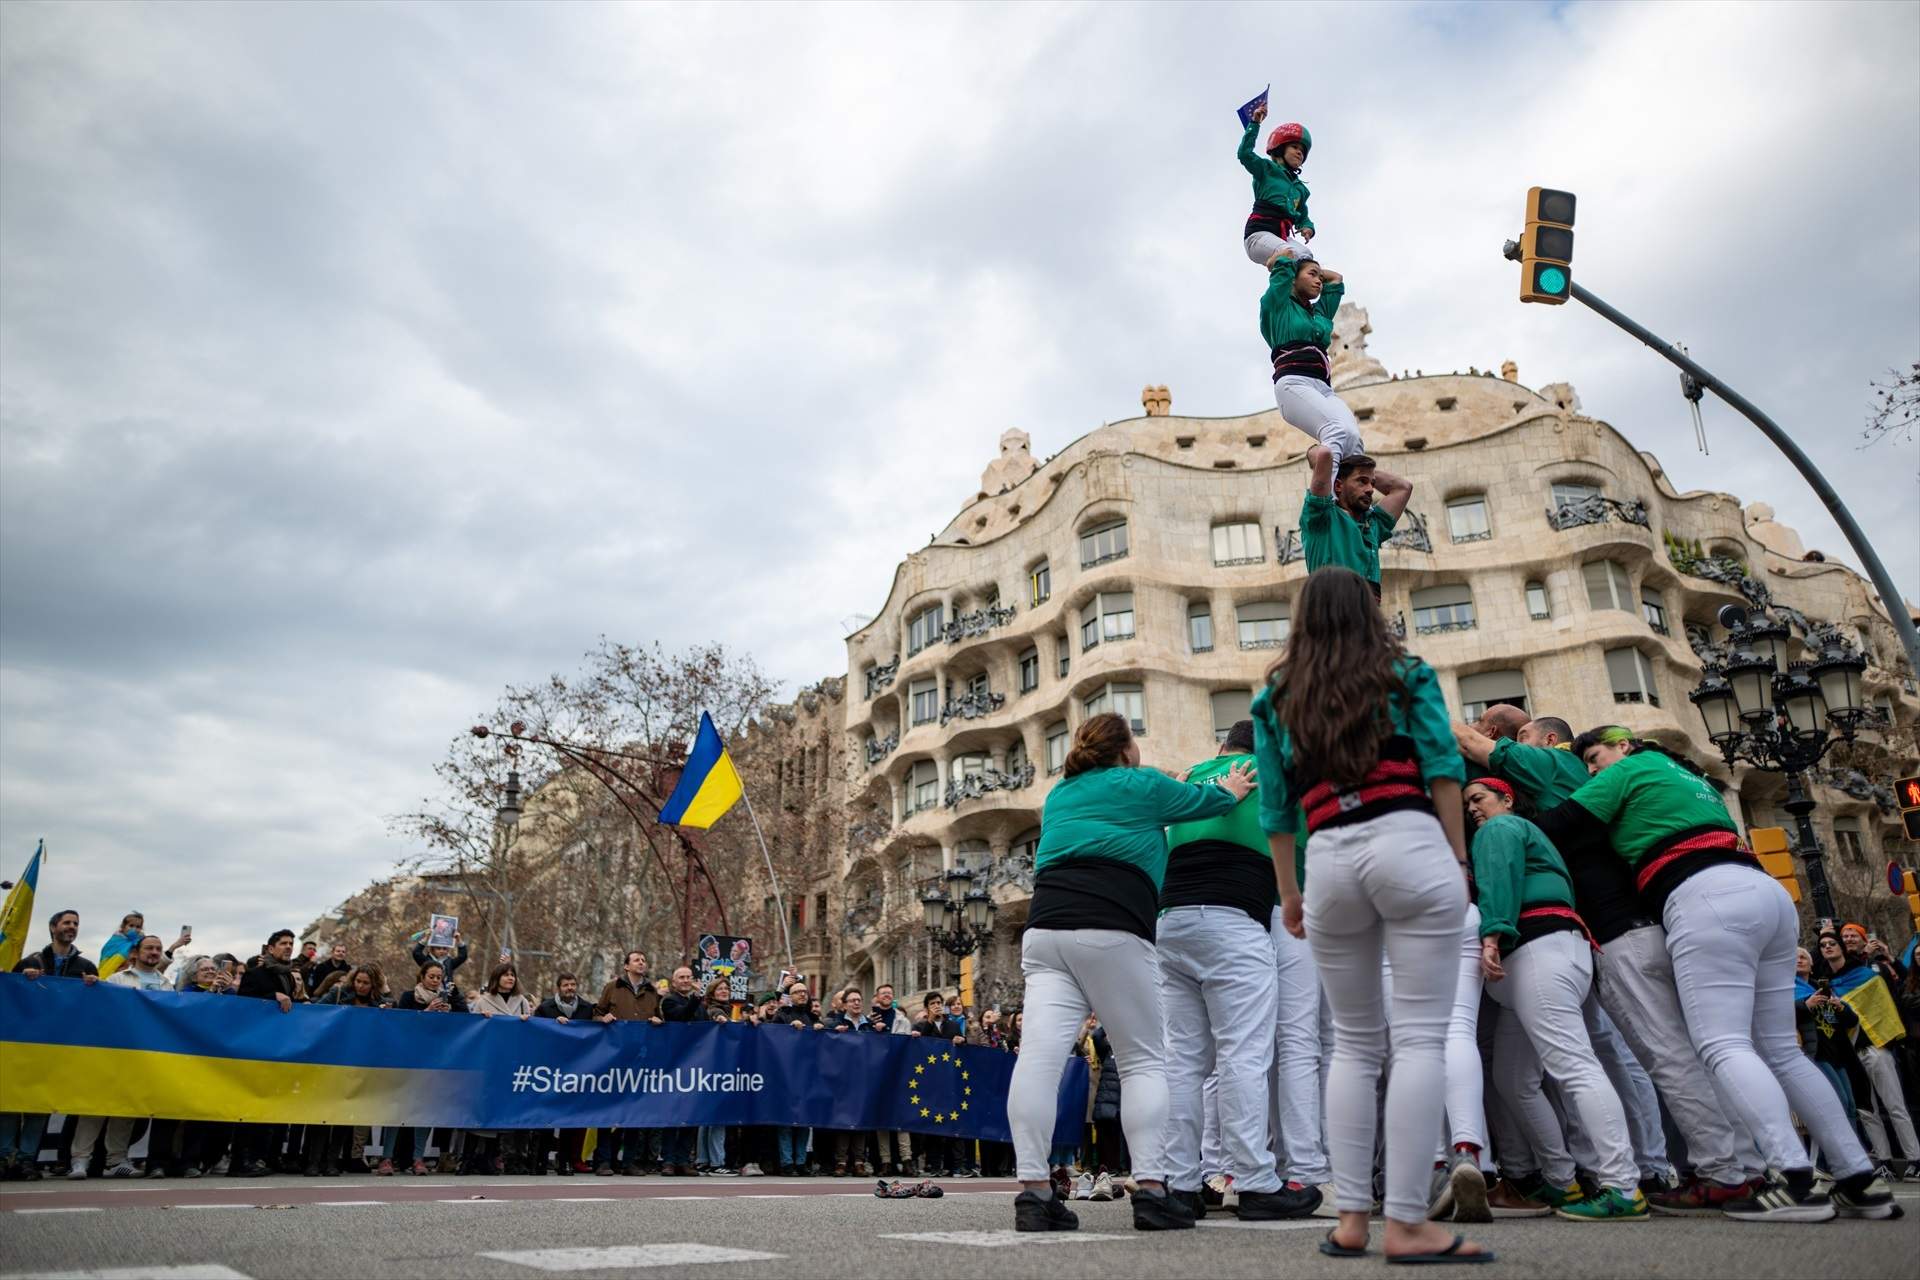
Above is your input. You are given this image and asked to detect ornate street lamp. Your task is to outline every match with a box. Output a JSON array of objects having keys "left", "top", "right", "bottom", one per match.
[
  {"left": 921, "top": 865, "right": 997, "bottom": 958},
  {"left": 495, "top": 769, "right": 524, "bottom": 827},
  {"left": 1688, "top": 605, "right": 1868, "bottom": 921}
]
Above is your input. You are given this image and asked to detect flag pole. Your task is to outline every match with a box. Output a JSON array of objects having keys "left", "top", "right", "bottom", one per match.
[{"left": 736, "top": 786, "right": 795, "bottom": 977}]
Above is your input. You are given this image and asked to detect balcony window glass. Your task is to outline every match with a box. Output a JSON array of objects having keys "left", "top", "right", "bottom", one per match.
[
  {"left": 1083, "top": 682, "right": 1146, "bottom": 735},
  {"left": 1017, "top": 647, "right": 1040, "bottom": 693},
  {"left": 907, "top": 760, "right": 939, "bottom": 814},
  {"left": 1526, "top": 580, "right": 1552, "bottom": 621},
  {"left": 954, "top": 753, "right": 989, "bottom": 780},
  {"left": 1045, "top": 722, "right": 1069, "bottom": 774},
  {"left": 909, "top": 678, "right": 938, "bottom": 725},
  {"left": 1030, "top": 560, "right": 1051, "bottom": 606},
  {"left": 954, "top": 839, "right": 990, "bottom": 873},
  {"left": 1551, "top": 481, "right": 1600, "bottom": 509},
  {"left": 966, "top": 671, "right": 990, "bottom": 699},
  {"left": 1446, "top": 496, "right": 1491, "bottom": 543},
  {"left": 1641, "top": 589, "right": 1669, "bottom": 636},
  {"left": 1211, "top": 689, "right": 1253, "bottom": 743},
  {"left": 1007, "top": 739, "right": 1030, "bottom": 777},
  {"left": 1584, "top": 559, "right": 1632, "bottom": 612},
  {"left": 1080, "top": 519, "right": 1129, "bottom": 568},
  {"left": 1211, "top": 521, "right": 1264, "bottom": 566},
  {"left": 1055, "top": 635, "right": 1070, "bottom": 678},
  {"left": 1412, "top": 584, "right": 1476, "bottom": 634},
  {"left": 1459, "top": 670, "right": 1529, "bottom": 722},
  {"left": 1189, "top": 603, "right": 1214, "bottom": 653},
  {"left": 1081, "top": 592, "right": 1135, "bottom": 649},
  {"left": 1237, "top": 600, "right": 1291, "bottom": 649},
  {"left": 907, "top": 604, "right": 944, "bottom": 655},
  {"left": 1832, "top": 815, "right": 1864, "bottom": 864},
  {"left": 1605, "top": 646, "right": 1660, "bottom": 707}
]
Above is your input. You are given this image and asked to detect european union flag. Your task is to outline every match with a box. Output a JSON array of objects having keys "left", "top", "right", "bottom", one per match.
[
  {"left": 902, "top": 1045, "right": 974, "bottom": 1130},
  {"left": 1237, "top": 84, "right": 1270, "bottom": 128}
]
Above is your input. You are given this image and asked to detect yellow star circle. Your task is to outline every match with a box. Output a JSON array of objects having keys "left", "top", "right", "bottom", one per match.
[{"left": 902, "top": 1041, "right": 974, "bottom": 1127}]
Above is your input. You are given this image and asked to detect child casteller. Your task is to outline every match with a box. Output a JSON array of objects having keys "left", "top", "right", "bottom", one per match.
[{"left": 1238, "top": 101, "right": 1312, "bottom": 268}]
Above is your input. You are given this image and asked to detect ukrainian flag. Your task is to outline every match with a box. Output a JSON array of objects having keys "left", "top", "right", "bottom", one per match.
[
  {"left": 1830, "top": 964, "right": 1906, "bottom": 1048},
  {"left": 0, "top": 841, "right": 43, "bottom": 972},
  {"left": 657, "top": 712, "right": 744, "bottom": 830}
]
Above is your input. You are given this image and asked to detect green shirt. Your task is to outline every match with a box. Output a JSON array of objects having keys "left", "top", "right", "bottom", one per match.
[
  {"left": 1471, "top": 813, "right": 1575, "bottom": 950},
  {"left": 1259, "top": 257, "right": 1344, "bottom": 352},
  {"left": 1250, "top": 654, "right": 1465, "bottom": 835},
  {"left": 1036, "top": 765, "right": 1238, "bottom": 891},
  {"left": 1166, "top": 753, "right": 1267, "bottom": 857},
  {"left": 1569, "top": 751, "right": 1736, "bottom": 867},
  {"left": 1300, "top": 491, "right": 1399, "bottom": 584},
  {"left": 1487, "top": 739, "right": 1590, "bottom": 809},
  {"left": 1238, "top": 121, "right": 1314, "bottom": 232}
]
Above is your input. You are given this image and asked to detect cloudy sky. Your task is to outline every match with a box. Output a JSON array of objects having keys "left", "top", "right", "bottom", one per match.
[{"left": 3, "top": 1, "right": 1915, "bottom": 962}]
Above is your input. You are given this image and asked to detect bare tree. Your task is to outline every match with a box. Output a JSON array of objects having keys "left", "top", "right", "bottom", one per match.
[{"left": 1861, "top": 362, "right": 1918, "bottom": 448}]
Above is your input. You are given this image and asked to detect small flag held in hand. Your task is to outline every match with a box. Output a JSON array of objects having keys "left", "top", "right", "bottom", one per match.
[{"left": 1237, "top": 85, "right": 1270, "bottom": 128}]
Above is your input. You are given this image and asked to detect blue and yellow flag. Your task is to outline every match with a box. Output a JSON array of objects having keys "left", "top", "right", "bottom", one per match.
[
  {"left": 657, "top": 712, "right": 744, "bottom": 830},
  {"left": 1830, "top": 964, "right": 1906, "bottom": 1048},
  {"left": 0, "top": 840, "right": 43, "bottom": 972}
]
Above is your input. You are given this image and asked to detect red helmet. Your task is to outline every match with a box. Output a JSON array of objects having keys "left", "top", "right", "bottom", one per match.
[{"left": 1266, "top": 122, "right": 1312, "bottom": 158}]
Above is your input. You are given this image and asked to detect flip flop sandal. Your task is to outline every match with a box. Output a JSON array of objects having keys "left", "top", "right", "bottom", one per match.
[
  {"left": 1386, "top": 1235, "right": 1496, "bottom": 1266},
  {"left": 1319, "top": 1228, "right": 1369, "bottom": 1258}
]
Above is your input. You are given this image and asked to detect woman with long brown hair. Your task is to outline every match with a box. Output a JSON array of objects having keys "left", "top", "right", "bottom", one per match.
[
  {"left": 1252, "top": 567, "right": 1489, "bottom": 1264},
  {"left": 1005, "top": 710, "right": 1254, "bottom": 1234}
]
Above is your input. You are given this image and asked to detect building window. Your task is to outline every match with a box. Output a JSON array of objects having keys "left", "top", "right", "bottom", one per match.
[
  {"left": 1030, "top": 560, "right": 1051, "bottom": 606},
  {"left": 1458, "top": 670, "right": 1529, "bottom": 723},
  {"left": 1055, "top": 635, "right": 1070, "bottom": 679},
  {"left": 907, "top": 604, "right": 944, "bottom": 655},
  {"left": 1081, "top": 592, "right": 1135, "bottom": 650},
  {"left": 909, "top": 678, "right": 938, "bottom": 726},
  {"left": 1007, "top": 738, "right": 1030, "bottom": 778},
  {"left": 1017, "top": 647, "right": 1040, "bottom": 693},
  {"left": 1642, "top": 588, "right": 1670, "bottom": 636},
  {"left": 1080, "top": 518, "right": 1129, "bottom": 568},
  {"left": 1083, "top": 682, "right": 1146, "bottom": 735},
  {"left": 954, "top": 753, "right": 989, "bottom": 781},
  {"left": 1525, "top": 580, "right": 1552, "bottom": 621},
  {"left": 906, "top": 759, "right": 939, "bottom": 815},
  {"left": 1011, "top": 828, "right": 1039, "bottom": 865},
  {"left": 1189, "top": 603, "right": 1214, "bottom": 653},
  {"left": 1446, "top": 495, "right": 1492, "bottom": 543},
  {"left": 954, "top": 839, "right": 990, "bottom": 873},
  {"left": 1551, "top": 480, "right": 1600, "bottom": 509},
  {"left": 1237, "top": 600, "right": 1291, "bottom": 649},
  {"left": 1606, "top": 646, "right": 1660, "bottom": 707},
  {"left": 1412, "top": 584, "right": 1477, "bottom": 634},
  {"left": 965, "top": 670, "right": 991, "bottom": 700},
  {"left": 1211, "top": 689, "right": 1252, "bottom": 744},
  {"left": 1045, "top": 722, "right": 1069, "bottom": 774},
  {"left": 1584, "top": 559, "right": 1632, "bottom": 613},
  {"left": 1832, "top": 816, "right": 1864, "bottom": 865},
  {"left": 1211, "top": 521, "right": 1264, "bottom": 566}
]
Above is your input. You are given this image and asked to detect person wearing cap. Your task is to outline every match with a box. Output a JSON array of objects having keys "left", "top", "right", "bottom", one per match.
[{"left": 1238, "top": 100, "right": 1314, "bottom": 267}]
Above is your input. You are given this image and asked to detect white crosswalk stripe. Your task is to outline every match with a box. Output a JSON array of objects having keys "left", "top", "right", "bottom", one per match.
[
  {"left": 481, "top": 1245, "right": 784, "bottom": 1271},
  {"left": 877, "top": 1230, "right": 1131, "bottom": 1247},
  {"left": 1, "top": 1268, "right": 252, "bottom": 1280}
]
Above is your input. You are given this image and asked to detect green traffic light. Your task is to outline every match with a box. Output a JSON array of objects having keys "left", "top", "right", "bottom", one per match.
[{"left": 1539, "top": 266, "right": 1568, "bottom": 294}]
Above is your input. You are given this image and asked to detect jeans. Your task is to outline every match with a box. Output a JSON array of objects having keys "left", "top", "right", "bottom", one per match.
[
  {"left": 776, "top": 1127, "right": 811, "bottom": 1170},
  {"left": 1008, "top": 927, "right": 1171, "bottom": 1184},
  {"left": 0, "top": 1113, "right": 47, "bottom": 1165},
  {"left": 1274, "top": 375, "right": 1364, "bottom": 473},
  {"left": 1595, "top": 923, "right": 1764, "bottom": 1184},
  {"left": 697, "top": 1126, "right": 726, "bottom": 1169},
  {"left": 1857, "top": 1043, "right": 1919, "bottom": 1165},
  {"left": 1584, "top": 1004, "right": 1669, "bottom": 1179},
  {"left": 1159, "top": 906, "right": 1281, "bottom": 1193},
  {"left": 1270, "top": 912, "right": 1332, "bottom": 1183},
  {"left": 1663, "top": 863, "right": 1869, "bottom": 1178},
  {"left": 1304, "top": 809, "right": 1466, "bottom": 1224}
]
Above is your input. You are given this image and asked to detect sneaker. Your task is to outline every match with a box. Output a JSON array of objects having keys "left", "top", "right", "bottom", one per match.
[
  {"left": 1238, "top": 1183, "right": 1322, "bottom": 1220},
  {"left": 740, "top": 1163, "right": 764, "bottom": 1177},
  {"left": 145, "top": 1164, "right": 168, "bottom": 1179},
  {"left": 1222, "top": 1177, "right": 1238, "bottom": 1212},
  {"left": 182, "top": 1167, "right": 201, "bottom": 1179},
  {"left": 1131, "top": 1189, "right": 1198, "bottom": 1232},
  {"left": 1170, "top": 1188, "right": 1207, "bottom": 1219},
  {"left": 1446, "top": 1154, "right": 1491, "bottom": 1224},
  {"left": 1650, "top": 1175, "right": 1757, "bottom": 1217},
  {"left": 1637, "top": 1171, "right": 1675, "bottom": 1198},
  {"left": 709, "top": 1166, "right": 740, "bottom": 1177},
  {"left": 1014, "top": 1189, "right": 1080, "bottom": 1233},
  {"left": 1201, "top": 1173, "right": 1228, "bottom": 1208},
  {"left": 1830, "top": 1173, "right": 1900, "bottom": 1220},
  {"left": 1485, "top": 1178, "right": 1552, "bottom": 1217},
  {"left": 1427, "top": 1164, "right": 1454, "bottom": 1220},
  {"left": 1071, "top": 1172, "right": 1095, "bottom": 1200},
  {"left": 956, "top": 1167, "right": 979, "bottom": 1179},
  {"left": 66, "top": 1161, "right": 87, "bottom": 1181},
  {"left": 1554, "top": 1186, "right": 1649, "bottom": 1221},
  {"left": 1050, "top": 1166, "right": 1074, "bottom": 1200},
  {"left": 1722, "top": 1175, "right": 1835, "bottom": 1223},
  {"left": 1089, "top": 1172, "right": 1116, "bottom": 1202},
  {"left": 1299, "top": 1180, "right": 1341, "bottom": 1219},
  {"left": 375, "top": 1159, "right": 394, "bottom": 1176},
  {"left": 1533, "top": 1179, "right": 1586, "bottom": 1209},
  {"left": 104, "top": 1161, "right": 136, "bottom": 1179}
]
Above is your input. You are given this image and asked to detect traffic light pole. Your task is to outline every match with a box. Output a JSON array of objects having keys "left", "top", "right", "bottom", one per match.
[{"left": 1502, "top": 242, "right": 1920, "bottom": 674}]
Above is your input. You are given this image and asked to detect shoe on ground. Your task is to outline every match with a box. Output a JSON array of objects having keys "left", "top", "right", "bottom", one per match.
[
  {"left": 1201, "top": 1173, "right": 1228, "bottom": 1208},
  {"left": 1533, "top": 1179, "right": 1585, "bottom": 1209},
  {"left": 1436, "top": 1155, "right": 1490, "bottom": 1223},
  {"left": 1485, "top": 1178, "right": 1553, "bottom": 1217},
  {"left": 104, "top": 1161, "right": 136, "bottom": 1179},
  {"left": 740, "top": 1163, "right": 763, "bottom": 1177},
  {"left": 1239, "top": 1183, "right": 1323, "bottom": 1220},
  {"left": 1071, "top": 1172, "right": 1095, "bottom": 1200},
  {"left": 710, "top": 1166, "right": 740, "bottom": 1177},
  {"left": 1132, "top": 1189, "right": 1198, "bottom": 1232},
  {"left": 1089, "top": 1172, "right": 1116, "bottom": 1202},
  {"left": 1650, "top": 1175, "right": 1756, "bottom": 1216},
  {"left": 1014, "top": 1188, "right": 1080, "bottom": 1232},
  {"left": 145, "top": 1165, "right": 168, "bottom": 1179},
  {"left": 66, "top": 1162, "right": 87, "bottom": 1181},
  {"left": 375, "top": 1159, "right": 394, "bottom": 1176},
  {"left": 1830, "top": 1173, "right": 1900, "bottom": 1220},
  {"left": 1722, "top": 1175, "right": 1835, "bottom": 1223},
  {"left": 1426, "top": 1164, "right": 1453, "bottom": 1220},
  {"left": 181, "top": 1167, "right": 201, "bottom": 1180},
  {"left": 411, "top": 1160, "right": 430, "bottom": 1177},
  {"left": 1049, "top": 1166, "right": 1074, "bottom": 1200},
  {"left": 1170, "top": 1188, "right": 1207, "bottom": 1219},
  {"left": 1637, "top": 1171, "right": 1675, "bottom": 1197},
  {"left": 1554, "top": 1186, "right": 1649, "bottom": 1221},
  {"left": 1293, "top": 1180, "right": 1340, "bottom": 1219}
]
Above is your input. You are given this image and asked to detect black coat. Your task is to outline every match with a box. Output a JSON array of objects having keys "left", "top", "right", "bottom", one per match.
[
  {"left": 238, "top": 959, "right": 298, "bottom": 1001},
  {"left": 12, "top": 945, "right": 96, "bottom": 979},
  {"left": 660, "top": 990, "right": 704, "bottom": 1022},
  {"left": 396, "top": 988, "right": 469, "bottom": 1014},
  {"left": 533, "top": 995, "right": 592, "bottom": 1020},
  {"left": 769, "top": 1003, "right": 820, "bottom": 1029},
  {"left": 825, "top": 1011, "right": 883, "bottom": 1034},
  {"left": 1090, "top": 1027, "right": 1121, "bottom": 1121}
]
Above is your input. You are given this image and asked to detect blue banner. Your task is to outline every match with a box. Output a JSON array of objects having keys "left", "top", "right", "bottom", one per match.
[{"left": 0, "top": 976, "right": 1086, "bottom": 1146}]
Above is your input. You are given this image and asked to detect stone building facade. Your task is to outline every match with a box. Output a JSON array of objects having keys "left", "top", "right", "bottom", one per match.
[{"left": 828, "top": 307, "right": 1920, "bottom": 1000}]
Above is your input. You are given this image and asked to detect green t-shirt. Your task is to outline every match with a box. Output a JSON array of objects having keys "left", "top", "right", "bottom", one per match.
[
  {"left": 1569, "top": 750, "right": 1736, "bottom": 867},
  {"left": 1300, "top": 491, "right": 1399, "bottom": 585},
  {"left": 1166, "top": 753, "right": 1267, "bottom": 856},
  {"left": 1036, "top": 765, "right": 1237, "bottom": 890},
  {"left": 1471, "top": 813, "right": 1575, "bottom": 950},
  {"left": 1488, "top": 739, "right": 1590, "bottom": 809}
]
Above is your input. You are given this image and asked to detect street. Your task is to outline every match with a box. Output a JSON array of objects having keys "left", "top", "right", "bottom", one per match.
[{"left": 2, "top": 1175, "right": 1915, "bottom": 1279}]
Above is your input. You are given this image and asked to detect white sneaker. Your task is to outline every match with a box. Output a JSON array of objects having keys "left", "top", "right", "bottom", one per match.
[
  {"left": 1089, "top": 1172, "right": 1116, "bottom": 1202},
  {"left": 67, "top": 1161, "right": 88, "bottom": 1181},
  {"left": 104, "top": 1162, "right": 136, "bottom": 1179},
  {"left": 1222, "top": 1176, "right": 1239, "bottom": 1212},
  {"left": 1071, "top": 1172, "right": 1095, "bottom": 1200},
  {"left": 740, "top": 1163, "right": 764, "bottom": 1177},
  {"left": 1310, "top": 1181, "right": 1340, "bottom": 1218}
]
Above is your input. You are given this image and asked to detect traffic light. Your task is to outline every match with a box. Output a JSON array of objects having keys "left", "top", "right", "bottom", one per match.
[
  {"left": 1520, "top": 187, "right": 1576, "bottom": 304},
  {"left": 1898, "top": 774, "right": 1920, "bottom": 840},
  {"left": 1748, "top": 826, "right": 1800, "bottom": 903}
]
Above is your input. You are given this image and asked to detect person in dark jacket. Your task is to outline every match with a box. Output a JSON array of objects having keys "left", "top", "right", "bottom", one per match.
[
  {"left": 388, "top": 961, "right": 467, "bottom": 1175},
  {"left": 412, "top": 931, "right": 470, "bottom": 983},
  {"left": 533, "top": 973, "right": 592, "bottom": 1175},
  {"left": 11, "top": 909, "right": 98, "bottom": 980},
  {"left": 768, "top": 980, "right": 819, "bottom": 1173},
  {"left": 912, "top": 991, "right": 974, "bottom": 1177},
  {"left": 227, "top": 931, "right": 299, "bottom": 1176},
  {"left": 1089, "top": 1023, "right": 1129, "bottom": 1177},
  {"left": 656, "top": 966, "right": 702, "bottom": 1174},
  {"left": 822, "top": 987, "right": 880, "bottom": 1176},
  {"left": 591, "top": 951, "right": 662, "bottom": 1175}
]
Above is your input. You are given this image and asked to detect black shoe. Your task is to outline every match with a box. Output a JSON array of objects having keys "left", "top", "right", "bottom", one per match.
[
  {"left": 1170, "top": 1188, "right": 1207, "bottom": 1220},
  {"left": 1132, "top": 1189, "right": 1197, "bottom": 1231},
  {"left": 1722, "top": 1174, "right": 1835, "bottom": 1223},
  {"left": 1830, "top": 1172, "right": 1900, "bottom": 1220},
  {"left": 1014, "top": 1189, "right": 1080, "bottom": 1233},
  {"left": 1239, "top": 1185, "right": 1323, "bottom": 1220}
]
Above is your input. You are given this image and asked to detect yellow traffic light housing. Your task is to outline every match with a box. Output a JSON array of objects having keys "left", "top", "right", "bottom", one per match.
[
  {"left": 1520, "top": 187, "right": 1576, "bottom": 304},
  {"left": 1748, "top": 826, "right": 1800, "bottom": 903}
]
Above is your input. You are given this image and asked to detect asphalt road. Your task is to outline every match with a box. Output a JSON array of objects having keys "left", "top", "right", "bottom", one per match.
[{"left": 2, "top": 1175, "right": 1916, "bottom": 1280}]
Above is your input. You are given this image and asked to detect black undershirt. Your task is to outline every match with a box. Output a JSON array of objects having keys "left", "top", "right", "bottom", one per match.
[
  {"left": 1027, "top": 860, "right": 1160, "bottom": 943},
  {"left": 1158, "top": 839, "right": 1274, "bottom": 925}
]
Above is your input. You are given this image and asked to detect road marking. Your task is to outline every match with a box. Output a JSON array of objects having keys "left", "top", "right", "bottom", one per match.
[
  {"left": 739, "top": 1193, "right": 803, "bottom": 1198},
  {"left": 481, "top": 1245, "right": 785, "bottom": 1271},
  {"left": 167, "top": 1204, "right": 254, "bottom": 1210},
  {"left": 8, "top": 1207, "right": 101, "bottom": 1215},
  {"left": 877, "top": 1231, "right": 1131, "bottom": 1247},
  {"left": 1197, "top": 1218, "right": 1328, "bottom": 1231},
  {"left": 315, "top": 1200, "right": 387, "bottom": 1207},
  {"left": 3, "top": 1268, "right": 253, "bottom": 1280},
  {"left": 547, "top": 1196, "right": 617, "bottom": 1202}
]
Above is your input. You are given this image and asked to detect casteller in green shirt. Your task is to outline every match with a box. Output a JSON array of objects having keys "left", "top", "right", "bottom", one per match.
[
  {"left": 1470, "top": 812, "right": 1577, "bottom": 954},
  {"left": 1488, "top": 738, "right": 1590, "bottom": 809},
  {"left": 1300, "top": 489, "right": 1399, "bottom": 590}
]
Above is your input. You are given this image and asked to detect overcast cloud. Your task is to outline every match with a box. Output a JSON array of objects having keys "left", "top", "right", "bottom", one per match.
[{"left": 3, "top": 1, "right": 1915, "bottom": 961}]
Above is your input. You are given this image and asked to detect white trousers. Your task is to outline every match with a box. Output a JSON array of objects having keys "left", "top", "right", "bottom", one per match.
[
  {"left": 1444, "top": 905, "right": 1488, "bottom": 1153},
  {"left": 1202, "top": 1075, "right": 1224, "bottom": 1178},
  {"left": 1304, "top": 810, "right": 1466, "bottom": 1224},
  {"left": 1245, "top": 230, "right": 1312, "bottom": 268},
  {"left": 1271, "top": 908, "right": 1332, "bottom": 1184},
  {"left": 1662, "top": 864, "right": 1869, "bottom": 1178},
  {"left": 1857, "top": 1043, "right": 1920, "bottom": 1164},
  {"left": 1273, "top": 375, "right": 1364, "bottom": 474},
  {"left": 1595, "top": 923, "right": 1764, "bottom": 1184},
  {"left": 1584, "top": 1003, "right": 1669, "bottom": 1179},
  {"left": 1160, "top": 906, "right": 1281, "bottom": 1193},
  {"left": 1008, "top": 927, "right": 1170, "bottom": 1184}
]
